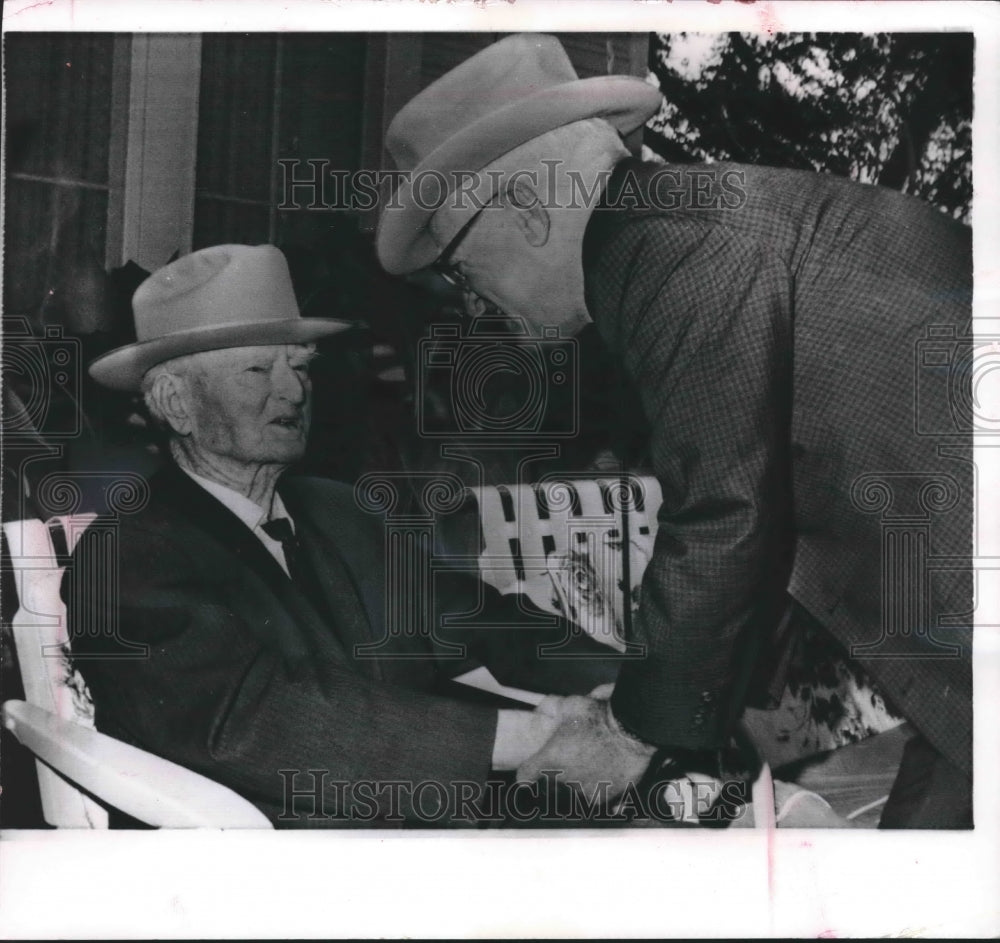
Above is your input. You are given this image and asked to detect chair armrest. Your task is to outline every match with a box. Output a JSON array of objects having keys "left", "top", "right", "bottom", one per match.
[{"left": 2, "top": 700, "right": 271, "bottom": 828}]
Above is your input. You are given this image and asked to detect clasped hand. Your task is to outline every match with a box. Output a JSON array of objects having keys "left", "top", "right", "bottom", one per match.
[
  {"left": 504, "top": 684, "right": 656, "bottom": 796},
  {"left": 496, "top": 686, "right": 723, "bottom": 823},
  {"left": 517, "top": 685, "right": 657, "bottom": 799}
]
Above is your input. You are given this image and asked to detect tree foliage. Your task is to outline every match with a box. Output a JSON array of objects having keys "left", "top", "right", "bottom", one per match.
[{"left": 645, "top": 32, "right": 972, "bottom": 222}]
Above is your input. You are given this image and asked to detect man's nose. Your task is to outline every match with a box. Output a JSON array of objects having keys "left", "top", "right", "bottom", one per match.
[{"left": 272, "top": 359, "right": 308, "bottom": 403}]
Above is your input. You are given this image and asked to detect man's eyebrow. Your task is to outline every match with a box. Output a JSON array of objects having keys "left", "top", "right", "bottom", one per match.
[{"left": 236, "top": 351, "right": 272, "bottom": 366}]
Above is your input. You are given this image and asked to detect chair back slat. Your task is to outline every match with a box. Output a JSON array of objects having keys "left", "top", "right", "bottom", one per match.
[
  {"left": 472, "top": 476, "right": 662, "bottom": 590},
  {"left": 469, "top": 476, "right": 662, "bottom": 647},
  {"left": 3, "top": 515, "right": 107, "bottom": 827}
]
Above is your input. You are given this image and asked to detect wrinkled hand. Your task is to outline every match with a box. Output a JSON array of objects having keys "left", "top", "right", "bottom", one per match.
[
  {"left": 491, "top": 698, "right": 567, "bottom": 771},
  {"left": 492, "top": 687, "right": 615, "bottom": 771},
  {"left": 516, "top": 695, "right": 657, "bottom": 799}
]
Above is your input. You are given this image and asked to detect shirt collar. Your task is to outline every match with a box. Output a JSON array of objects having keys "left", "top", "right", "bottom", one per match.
[{"left": 180, "top": 467, "right": 290, "bottom": 533}]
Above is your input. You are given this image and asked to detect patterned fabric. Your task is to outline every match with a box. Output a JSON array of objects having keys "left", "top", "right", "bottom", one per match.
[
  {"left": 59, "top": 642, "right": 98, "bottom": 728},
  {"left": 743, "top": 620, "right": 904, "bottom": 768},
  {"left": 545, "top": 538, "right": 636, "bottom": 652},
  {"left": 541, "top": 531, "right": 650, "bottom": 652},
  {"left": 584, "top": 159, "right": 972, "bottom": 776}
]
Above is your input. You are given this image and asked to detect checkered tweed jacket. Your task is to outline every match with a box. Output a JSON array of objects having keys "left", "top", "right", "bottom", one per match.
[{"left": 585, "top": 159, "right": 972, "bottom": 776}]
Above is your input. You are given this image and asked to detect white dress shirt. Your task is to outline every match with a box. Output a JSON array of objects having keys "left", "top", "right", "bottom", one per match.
[{"left": 181, "top": 468, "right": 294, "bottom": 577}]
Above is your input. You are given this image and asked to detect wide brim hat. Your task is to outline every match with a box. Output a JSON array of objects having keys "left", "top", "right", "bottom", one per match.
[
  {"left": 89, "top": 244, "right": 352, "bottom": 391},
  {"left": 376, "top": 34, "right": 663, "bottom": 275}
]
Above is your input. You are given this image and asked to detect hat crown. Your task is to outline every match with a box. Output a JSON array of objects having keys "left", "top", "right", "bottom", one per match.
[
  {"left": 376, "top": 33, "right": 663, "bottom": 275},
  {"left": 131, "top": 244, "right": 300, "bottom": 342},
  {"left": 89, "top": 243, "right": 350, "bottom": 391},
  {"left": 386, "top": 34, "right": 579, "bottom": 173}
]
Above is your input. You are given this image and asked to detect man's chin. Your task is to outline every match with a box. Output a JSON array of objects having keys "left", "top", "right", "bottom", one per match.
[{"left": 261, "top": 431, "right": 308, "bottom": 464}]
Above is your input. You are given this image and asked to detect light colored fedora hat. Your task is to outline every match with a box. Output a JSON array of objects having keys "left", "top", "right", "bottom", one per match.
[
  {"left": 376, "top": 33, "right": 663, "bottom": 275},
  {"left": 89, "top": 244, "right": 351, "bottom": 391}
]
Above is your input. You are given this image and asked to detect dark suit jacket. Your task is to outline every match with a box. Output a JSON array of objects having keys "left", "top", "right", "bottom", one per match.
[
  {"left": 585, "top": 159, "right": 973, "bottom": 777},
  {"left": 64, "top": 463, "right": 619, "bottom": 827}
]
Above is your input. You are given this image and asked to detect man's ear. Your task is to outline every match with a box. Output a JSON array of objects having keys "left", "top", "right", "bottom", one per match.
[
  {"left": 505, "top": 180, "right": 550, "bottom": 248},
  {"left": 148, "top": 371, "right": 193, "bottom": 437}
]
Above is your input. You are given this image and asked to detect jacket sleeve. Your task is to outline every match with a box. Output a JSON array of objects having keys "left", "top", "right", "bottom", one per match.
[
  {"left": 65, "top": 525, "right": 498, "bottom": 826},
  {"left": 591, "top": 217, "right": 796, "bottom": 751}
]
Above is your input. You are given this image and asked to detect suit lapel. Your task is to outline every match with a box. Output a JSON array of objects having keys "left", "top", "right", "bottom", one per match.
[
  {"left": 155, "top": 462, "right": 289, "bottom": 595},
  {"left": 152, "top": 463, "right": 350, "bottom": 664},
  {"left": 279, "top": 480, "right": 383, "bottom": 662}
]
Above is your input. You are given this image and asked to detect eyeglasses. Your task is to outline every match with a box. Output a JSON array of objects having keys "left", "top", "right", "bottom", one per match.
[
  {"left": 431, "top": 211, "right": 482, "bottom": 295},
  {"left": 432, "top": 259, "right": 470, "bottom": 294}
]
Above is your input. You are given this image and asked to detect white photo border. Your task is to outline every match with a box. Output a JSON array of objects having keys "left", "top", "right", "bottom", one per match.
[{"left": 1, "top": 1, "right": 998, "bottom": 938}]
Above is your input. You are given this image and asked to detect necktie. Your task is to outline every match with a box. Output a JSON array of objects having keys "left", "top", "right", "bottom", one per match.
[{"left": 261, "top": 516, "right": 305, "bottom": 584}]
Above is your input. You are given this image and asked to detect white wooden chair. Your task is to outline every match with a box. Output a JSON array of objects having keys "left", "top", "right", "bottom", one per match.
[{"left": 1, "top": 516, "right": 271, "bottom": 828}]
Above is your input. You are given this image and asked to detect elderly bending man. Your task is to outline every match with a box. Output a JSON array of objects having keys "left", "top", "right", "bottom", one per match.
[
  {"left": 376, "top": 35, "right": 973, "bottom": 828},
  {"left": 69, "top": 243, "right": 624, "bottom": 827}
]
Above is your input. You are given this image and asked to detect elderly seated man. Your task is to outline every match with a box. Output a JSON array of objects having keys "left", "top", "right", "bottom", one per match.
[{"left": 68, "top": 243, "right": 642, "bottom": 828}]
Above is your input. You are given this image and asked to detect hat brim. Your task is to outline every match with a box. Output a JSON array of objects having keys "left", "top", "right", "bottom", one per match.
[
  {"left": 88, "top": 317, "right": 353, "bottom": 392},
  {"left": 376, "top": 74, "right": 663, "bottom": 275}
]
